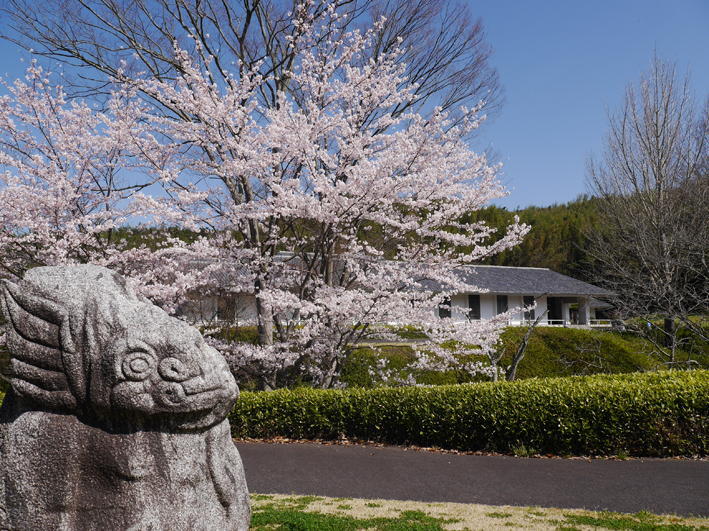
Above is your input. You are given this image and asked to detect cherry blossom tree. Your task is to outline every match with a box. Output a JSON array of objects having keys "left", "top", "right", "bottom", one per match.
[
  {"left": 114, "top": 8, "right": 528, "bottom": 389},
  {"left": 3, "top": 0, "right": 502, "bottom": 120},
  {"left": 1, "top": 6, "right": 527, "bottom": 390},
  {"left": 0, "top": 64, "right": 136, "bottom": 275},
  {"left": 0, "top": 64, "right": 210, "bottom": 310}
]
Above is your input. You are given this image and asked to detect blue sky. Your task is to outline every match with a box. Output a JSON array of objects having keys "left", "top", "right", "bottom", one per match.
[
  {"left": 472, "top": 0, "right": 709, "bottom": 208},
  {"left": 0, "top": 1, "right": 707, "bottom": 209}
]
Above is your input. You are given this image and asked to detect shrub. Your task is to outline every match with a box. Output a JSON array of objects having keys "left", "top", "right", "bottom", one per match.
[
  {"left": 230, "top": 370, "right": 709, "bottom": 456},
  {"left": 341, "top": 345, "right": 474, "bottom": 388},
  {"left": 339, "top": 327, "right": 705, "bottom": 388},
  {"left": 493, "top": 327, "right": 668, "bottom": 378}
]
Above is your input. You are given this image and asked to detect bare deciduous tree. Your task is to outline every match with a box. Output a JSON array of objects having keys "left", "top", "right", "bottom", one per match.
[
  {"left": 587, "top": 56, "right": 708, "bottom": 365},
  {"left": 505, "top": 309, "right": 548, "bottom": 381},
  {"left": 0, "top": 0, "right": 501, "bottom": 115}
]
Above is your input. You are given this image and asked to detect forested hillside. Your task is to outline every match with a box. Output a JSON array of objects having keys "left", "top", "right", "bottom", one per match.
[
  {"left": 462, "top": 195, "right": 602, "bottom": 281},
  {"left": 108, "top": 195, "right": 603, "bottom": 282}
]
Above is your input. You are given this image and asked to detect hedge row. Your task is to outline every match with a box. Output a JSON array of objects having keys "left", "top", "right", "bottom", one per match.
[
  {"left": 230, "top": 370, "right": 709, "bottom": 456},
  {"left": 0, "top": 371, "right": 705, "bottom": 456}
]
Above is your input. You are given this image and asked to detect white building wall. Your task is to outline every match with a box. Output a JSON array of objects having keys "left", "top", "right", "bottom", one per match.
[
  {"left": 510, "top": 295, "right": 548, "bottom": 324},
  {"left": 238, "top": 294, "right": 259, "bottom": 323},
  {"left": 480, "top": 294, "right": 496, "bottom": 319},
  {"left": 508, "top": 295, "right": 523, "bottom": 322},
  {"left": 450, "top": 293, "right": 468, "bottom": 316},
  {"left": 444, "top": 293, "right": 550, "bottom": 325},
  {"left": 179, "top": 293, "right": 259, "bottom": 325},
  {"left": 562, "top": 302, "right": 571, "bottom": 323},
  {"left": 183, "top": 291, "right": 597, "bottom": 328},
  {"left": 536, "top": 296, "right": 548, "bottom": 323}
]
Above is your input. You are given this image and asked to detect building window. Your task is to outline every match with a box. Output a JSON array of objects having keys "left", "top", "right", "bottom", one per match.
[
  {"left": 438, "top": 297, "right": 451, "bottom": 319},
  {"left": 496, "top": 295, "right": 508, "bottom": 314},
  {"left": 468, "top": 294, "right": 481, "bottom": 320},
  {"left": 523, "top": 295, "right": 535, "bottom": 321}
]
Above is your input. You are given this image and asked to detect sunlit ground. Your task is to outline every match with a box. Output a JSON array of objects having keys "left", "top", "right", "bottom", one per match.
[{"left": 249, "top": 493, "right": 709, "bottom": 530}]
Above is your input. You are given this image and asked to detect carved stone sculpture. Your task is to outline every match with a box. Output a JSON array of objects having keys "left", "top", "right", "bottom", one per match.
[{"left": 0, "top": 265, "right": 250, "bottom": 530}]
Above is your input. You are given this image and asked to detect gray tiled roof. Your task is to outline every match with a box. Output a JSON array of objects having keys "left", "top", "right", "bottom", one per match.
[
  {"left": 183, "top": 255, "right": 612, "bottom": 297},
  {"left": 448, "top": 265, "right": 613, "bottom": 296}
]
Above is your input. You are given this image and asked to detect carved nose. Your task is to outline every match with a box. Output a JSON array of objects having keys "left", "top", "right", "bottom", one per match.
[
  {"left": 158, "top": 357, "right": 193, "bottom": 382},
  {"left": 181, "top": 376, "right": 222, "bottom": 395},
  {"left": 180, "top": 355, "right": 233, "bottom": 397},
  {"left": 157, "top": 381, "right": 187, "bottom": 405}
]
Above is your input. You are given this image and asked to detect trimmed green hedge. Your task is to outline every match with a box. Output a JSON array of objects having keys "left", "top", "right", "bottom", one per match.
[
  {"left": 1, "top": 371, "right": 705, "bottom": 456},
  {"left": 230, "top": 370, "right": 709, "bottom": 456}
]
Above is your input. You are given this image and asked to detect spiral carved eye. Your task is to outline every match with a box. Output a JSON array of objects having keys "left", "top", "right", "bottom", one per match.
[
  {"left": 122, "top": 351, "right": 157, "bottom": 381},
  {"left": 158, "top": 357, "right": 191, "bottom": 382}
]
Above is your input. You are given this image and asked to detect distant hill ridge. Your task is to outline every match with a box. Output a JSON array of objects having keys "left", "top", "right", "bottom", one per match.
[
  {"left": 108, "top": 195, "right": 603, "bottom": 283},
  {"left": 462, "top": 195, "right": 601, "bottom": 282}
]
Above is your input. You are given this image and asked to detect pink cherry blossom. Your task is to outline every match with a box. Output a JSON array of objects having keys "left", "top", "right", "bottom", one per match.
[{"left": 1, "top": 10, "right": 529, "bottom": 389}]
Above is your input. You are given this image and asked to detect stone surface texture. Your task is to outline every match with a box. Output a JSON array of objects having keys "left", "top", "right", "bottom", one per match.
[{"left": 0, "top": 265, "right": 250, "bottom": 530}]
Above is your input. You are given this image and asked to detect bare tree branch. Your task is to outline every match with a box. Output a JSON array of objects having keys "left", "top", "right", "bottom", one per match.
[{"left": 587, "top": 55, "right": 708, "bottom": 365}]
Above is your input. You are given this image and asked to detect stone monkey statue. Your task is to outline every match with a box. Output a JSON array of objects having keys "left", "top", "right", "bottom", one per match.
[{"left": 0, "top": 265, "right": 250, "bottom": 530}]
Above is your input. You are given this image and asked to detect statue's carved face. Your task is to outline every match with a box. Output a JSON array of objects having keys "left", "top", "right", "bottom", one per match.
[
  {"left": 107, "top": 311, "right": 238, "bottom": 430},
  {"left": 0, "top": 265, "right": 238, "bottom": 431}
]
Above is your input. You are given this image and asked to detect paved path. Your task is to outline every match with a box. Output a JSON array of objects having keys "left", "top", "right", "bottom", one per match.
[{"left": 236, "top": 442, "right": 709, "bottom": 517}]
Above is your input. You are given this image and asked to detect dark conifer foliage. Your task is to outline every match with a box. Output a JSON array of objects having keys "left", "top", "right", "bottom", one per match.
[{"left": 460, "top": 195, "right": 602, "bottom": 281}]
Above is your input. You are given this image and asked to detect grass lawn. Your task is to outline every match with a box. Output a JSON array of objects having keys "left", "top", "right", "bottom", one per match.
[
  {"left": 342, "top": 326, "right": 708, "bottom": 388},
  {"left": 250, "top": 494, "right": 709, "bottom": 530}
]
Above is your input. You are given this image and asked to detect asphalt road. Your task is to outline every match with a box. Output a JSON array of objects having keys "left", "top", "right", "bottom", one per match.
[{"left": 236, "top": 441, "right": 709, "bottom": 517}]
